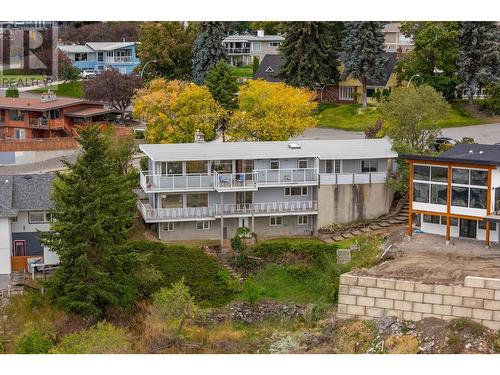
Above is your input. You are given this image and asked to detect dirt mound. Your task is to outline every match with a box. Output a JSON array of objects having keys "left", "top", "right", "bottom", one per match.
[{"left": 353, "top": 251, "right": 500, "bottom": 284}]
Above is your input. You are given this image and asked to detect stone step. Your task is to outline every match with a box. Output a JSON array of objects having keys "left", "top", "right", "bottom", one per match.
[
  {"left": 369, "top": 224, "right": 382, "bottom": 229},
  {"left": 341, "top": 232, "right": 354, "bottom": 239},
  {"left": 333, "top": 235, "right": 345, "bottom": 242},
  {"left": 360, "top": 227, "right": 371, "bottom": 233},
  {"left": 350, "top": 230, "right": 363, "bottom": 236},
  {"left": 378, "top": 222, "right": 391, "bottom": 227},
  {"left": 388, "top": 219, "right": 403, "bottom": 224},
  {"left": 395, "top": 216, "right": 408, "bottom": 221}
]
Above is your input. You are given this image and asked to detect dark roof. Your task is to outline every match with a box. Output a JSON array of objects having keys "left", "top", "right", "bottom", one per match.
[
  {"left": 0, "top": 173, "right": 55, "bottom": 217},
  {"left": 401, "top": 144, "right": 500, "bottom": 167},
  {"left": 253, "top": 54, "right": 285, "bottom": 83},
  {"left": 366, "top": 52, "right": 397, "bottom": 87}
]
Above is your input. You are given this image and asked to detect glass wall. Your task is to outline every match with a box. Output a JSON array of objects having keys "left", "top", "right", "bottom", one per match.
[
  {"left": 451, "top": 167, "right": 488, "bottom": 209},
  {"left": 412, "top": 164, "right": 448, "bottom": 205}
]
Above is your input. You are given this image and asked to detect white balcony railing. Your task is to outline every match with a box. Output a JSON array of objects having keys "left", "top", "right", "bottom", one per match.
[
  {"left": 319, "top": 172, "right": 388, "bottom": 185},
  {"left": 106, "top": 56, "right": 135, "bottom": 63},
  {"left": 214, "top": 171, "right": 258, "bottom": 191},
  {"left": 215, "top": 201, "right": 318, "bottom": 217},
  {"left": 140, "top": 171, "right": 214, "bottom": 191},
  {"left": 137, "top": 200, "right": 214, "bottom": 222},
  {"left": 255, "top": 168, "right": 318, "bottom": 186}
]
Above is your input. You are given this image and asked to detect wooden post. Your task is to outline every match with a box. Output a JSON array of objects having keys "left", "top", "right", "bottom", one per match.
[
  {"left": 485, "top": 169, "right": 492, "bottom": 247},
  {"left": 446, "top": 165, "right": 452, "bottom": 243},
  {"left": 220, "top": 192, "right": 224, "bottom": 249},
  {"left": 446, "top": 216, "right": 451, "bottom": 242},
  {"left": 408, "top": 161, "right": 413, "bottom": 237}
]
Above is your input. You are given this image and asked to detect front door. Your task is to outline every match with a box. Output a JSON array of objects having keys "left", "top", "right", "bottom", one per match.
[
  {"left": 13, "top": 240, "right": 26, "bottom": 256},
  {"left": 459, "top": 219, "right": 477, "bottom": 239}
]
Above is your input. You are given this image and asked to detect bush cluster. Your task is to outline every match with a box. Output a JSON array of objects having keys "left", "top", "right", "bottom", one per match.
[{"left": 251, "top": 239, "right": 338, "bottom": 264}]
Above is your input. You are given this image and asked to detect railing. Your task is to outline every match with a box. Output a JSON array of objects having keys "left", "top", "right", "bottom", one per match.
[
  {"left": 319, "top": 172, "right": 388, "bottom": 185},
  {"left": 215, "top": 201, "right": 318, "bottom": 216},
  {"left": 137, "top": 200, "right": 214, "bottom": 221},
  {"left": 225, "top": 48, "right": 251, "bottom": 54},
  {"left": 255, "top": 168, "right": 318, "bottom": 186},
  {"left": 140, "top": 171, "right": 214, "bottom": 191},
  {"left": 107, "top": 56, "right": 136, "bottom": 63},
  {"left": 28, "top": 118, "right": 64, "bottom": 130},
  {"left": 214, "top": 171, "right": 258, "bottom": 191}
]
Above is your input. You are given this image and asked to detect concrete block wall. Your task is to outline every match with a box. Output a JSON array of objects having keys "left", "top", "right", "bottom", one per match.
[{"left": 337, "top": 274, "right": 500, "bottom": 330}]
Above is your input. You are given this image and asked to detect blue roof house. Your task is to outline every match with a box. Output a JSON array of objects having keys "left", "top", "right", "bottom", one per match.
[{"left": 58, "top": 42, "right": 140, "bottom": 74}]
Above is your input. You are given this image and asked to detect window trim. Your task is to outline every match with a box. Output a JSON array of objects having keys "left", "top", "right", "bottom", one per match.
[
  {"left": 163, "top": 222, "right": 175, "bottom": 232},
  {"left": 297, "top": 159, "right": 308, "bottom": 169},
  {"left": 361, "top": 159, "right": 378, "bottom": 173},
  {"left": 269, "top": 216, "right": 283, "bottom": 227},
  {"left": 297, "top": 215, "right": 309, "bottom": 225},
  {"left": 28, "top": 210, "right": 51, "bottom": 224},
  {"left": 284, "top": 186, "right": 308, "bottom": 196},
  {"left": 195, "top": 220, "right": 210, "bottom": 230},
  {"left": 270, "top": 160, "right": 280, "bottom": 170}
]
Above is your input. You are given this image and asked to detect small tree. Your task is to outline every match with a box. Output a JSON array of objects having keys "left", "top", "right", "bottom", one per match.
[
  {"left": 152, "top": 279, "right": 197, "bottom": 336},
  {"left": 5, "top": 86, "right": 19, "bottom": 98},
  {"left": 252, "top": 56, "right": 260, "bottom": 75},
  {"left": 205, "top": 60, "right": 239, "bottom": 110},
  {"left": 83, "top": 68, "right": 143, "bottom": 121},
  {"left": 379, "top": 85, "right": 450, "bottom": 154},
  {"left": 59, "top": 53, "right": 80, "bottom": 82},
  {"left": 227, "top": 80, "right": 317, "bottom": 141},
  {"left": 192, "top": 22, "right": 227, "bottom": 84},
  {"left": 483, "top": 81, "right": 500, "bottom": 115}
]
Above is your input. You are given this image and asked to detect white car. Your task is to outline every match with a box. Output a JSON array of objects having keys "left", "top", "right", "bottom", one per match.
[{"left": 80, "top": 70, "right": 97, "bottom": 79}]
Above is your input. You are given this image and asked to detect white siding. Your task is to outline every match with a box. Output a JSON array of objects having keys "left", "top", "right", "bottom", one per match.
[{"left": 0, "top": 218, "right": 12, "bottom": 275}]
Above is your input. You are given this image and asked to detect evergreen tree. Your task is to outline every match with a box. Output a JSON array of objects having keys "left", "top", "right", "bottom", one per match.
[
  {"left": 457, "top": 22, "right": 500, "bottom": 104},
  {"left": 279, "top": 22, "right": 343, "bottom": 89},
  {"left": 40, "top": 126, "right": 137, "bottom": 316},
  {"left": 205, "top": 60, "right": 239, "bottom": 110},
  {"left": 192, "top": 22, "right": 227, "bottom": 84},
  {"left": 341, "top": 21, "right": 386, "bottom": 109}
]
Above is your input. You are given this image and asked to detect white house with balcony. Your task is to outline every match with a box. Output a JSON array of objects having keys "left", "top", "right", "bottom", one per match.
[
  {"left": 138, "top": 139, "right": 397, "bottom": 244},
  {"left": 222, "top": 30, "right": 284, "bottom": 66}
]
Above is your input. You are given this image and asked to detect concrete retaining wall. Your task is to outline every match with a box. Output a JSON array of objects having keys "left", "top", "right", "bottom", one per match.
[{"left": 337, "top": 274, "right": 500, "bottom": 330}]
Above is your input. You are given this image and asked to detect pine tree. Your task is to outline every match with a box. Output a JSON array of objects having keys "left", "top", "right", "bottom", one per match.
[
  {"left": 205, "top": 60, "right": 239, "bottom": 110},
  {"left": 457, "top": 22, "right": 500, "bottom": 104},
  {"left": 192, "top": 22, "right": 227, "bottom": 84},
  {"left": 341, "top": 22, "right": 386, "bottom": 109},
  {"left": 40, "top": 126, "right": 137, "bottom": 316},
  {"left": 279, "top": 22, "right": 343, "bottom": 89}
]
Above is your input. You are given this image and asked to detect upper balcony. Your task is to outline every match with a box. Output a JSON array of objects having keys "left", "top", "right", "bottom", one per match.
[
  {"left": 140, "top": 171, "right": 214, "bottom": 192},
  {"left": 214, "top": 171, "right": 258, "bottom": 192},
  {"left": 255, "top": 168, "right": 318, "bottom": 187},
  {"left": 225, "top": 48, "right": 251, "bottom": 55}
]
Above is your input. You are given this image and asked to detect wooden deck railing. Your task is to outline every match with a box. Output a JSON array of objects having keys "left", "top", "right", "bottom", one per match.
[{"left": 0, "top": 137, "right": 78, "bottom": 151}]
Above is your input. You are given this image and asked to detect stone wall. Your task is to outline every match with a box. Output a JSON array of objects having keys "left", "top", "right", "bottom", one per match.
[{"left": 337, "top": 274, "right": 500, "bottom": 330}]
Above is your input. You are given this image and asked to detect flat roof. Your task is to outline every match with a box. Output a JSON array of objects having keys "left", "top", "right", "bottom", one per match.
[
  {"left": 223, "top": 34, "right": 284, "bottom": 42},
  {"left": 140, "top": 138, "right": 397, "bottom": 162},
  {"left": 0, "top": 97, "right": 88, "bottom": 111},
  {"left": 64, "top": 107, "right": 120, "bottom": 118},
  {"left": 401, "top": 144, "right": 500, "bottom": 167}
]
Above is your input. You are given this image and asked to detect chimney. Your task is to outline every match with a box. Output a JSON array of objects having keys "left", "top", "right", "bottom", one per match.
[
  {"left": 257, "top": 29, "right": 265, "bottom": 38},
  {"left": 396, "top": 46, "right": 403, "bottom": 60},
  {"left": 194, "top": 129, "right": 205, "bottom": 143}
]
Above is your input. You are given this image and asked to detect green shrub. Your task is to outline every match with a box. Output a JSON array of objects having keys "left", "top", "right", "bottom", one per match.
[
  {"left": 252, "top": 56, "right": 260, "bottom": 75},
  {"left": 51, "top": 322, "right": 130, "bottom": 354},
  {"left": 5, "top": 86, "right": 19, "bottom": 98},
  {"left": 241, "top": 279, "right": 266, "bottom": 305},
  {"left": 251, "top": 239, "right": 337, "bottom": 264},
  {"left": 140, "top": 156, "right": 149, "bottom": 171},
  {"left": 15, "top": 321, "right": 56, "bottom": 354},
  {"left": 286, "top": 264, "right": 315, "bottom": 280}
]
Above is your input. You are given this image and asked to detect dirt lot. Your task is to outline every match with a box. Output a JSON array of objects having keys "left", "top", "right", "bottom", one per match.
[{"left": 353, "top": 226, "right": 500, "bottom": 284}]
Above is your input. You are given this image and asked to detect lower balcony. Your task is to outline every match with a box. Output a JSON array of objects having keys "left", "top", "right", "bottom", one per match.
[
  {"left": 137, "top": 200, "right": 215, "bottom": 223},
  {"left": 319, "top": 172, "right": 388, "bottom": 185}
]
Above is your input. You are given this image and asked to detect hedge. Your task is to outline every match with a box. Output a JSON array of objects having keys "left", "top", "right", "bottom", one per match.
[{"left": 251, "top": 239, "right": 338, "bottom": 263}]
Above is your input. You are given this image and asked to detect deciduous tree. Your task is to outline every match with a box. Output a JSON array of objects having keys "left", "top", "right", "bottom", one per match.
[
  {"left": 137, "top": 22, "right": 197, "bottom": 80},
  {"left": 457, "top": 22, "right": 499, "bottom": 104},
  {"left": 83, "top": 68, "right": 143, "bottom": 120},
  {"left": 227, "top": 80, "right": 317, "bottom": 141},
  {"left": 133, "top": 79, "right": 225, "bottom": 143},
  {"left": 280, "top": 22, "right": 343, "bottom": 89},
  {"left": 40, "top": 126, "right": 137, "bottom": 316},
  {"left": 379, "top": 85, "right": 450, "bottom": 153},
  {"left": 341, "top": 22, "right": 386, "bottom": 110},
  {"left": 192, "top": 22, "right": 227, "bottom": 84}
]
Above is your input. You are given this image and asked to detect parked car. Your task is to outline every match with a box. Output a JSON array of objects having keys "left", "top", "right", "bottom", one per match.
[
  {"left": 80, "top": 69, "right": 97, "bottom": 79},
  {"left": 433, "top": 137, "right": 457, "bottom": 151}
]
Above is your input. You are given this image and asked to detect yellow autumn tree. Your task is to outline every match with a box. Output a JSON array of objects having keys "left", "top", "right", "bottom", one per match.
[
  {"left": 227, "top": 80, "right": 318, "bottom": 141},
  {"left": 133, "top": 79, "right": 225, "bottom": 143}
]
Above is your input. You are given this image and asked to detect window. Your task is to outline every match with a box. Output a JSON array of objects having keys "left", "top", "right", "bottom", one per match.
[
  {"left": 252, "top": 42, "right": 261, "bottom": 51},
  {"left": 297, "top": 160, "right": 308, "bottom": 169},
  {"left": 451, "top": 186, "right": 469, "bottom": 207},
  {"left": 470, "top": 170, "right": 488, "bottom": 186},
  {"left": 431, "top": 167, "right": 448, "bottom": 183},
  {"left": 161, "top": 194, "right": 183, "bottom": 208},
  {"left": 186, "top": 160, "right": 208, "bottom": 174},
  {"left": 430, "top": 184, "right": 447, "bottom": 205},
  {"left": 470, "top": 188, "right": 487, "bottom": 209},
  {"left": 211, "top": 160, "right": 233, "bottom": 173},
  {"left": 452, "top": 168, "right": 469, "bottom": 184},
  {"left": 196, "top": 221, "right": 210, "bottom": 230},
  {"left": 270, "top": 160, "right": 280, "bottom": 170},
  {"left": 423, "top": 215, "right": 443, "bottom": 224},
  {"left": 98, "top": 52, "right": 104, "bottom": 62},
  {"left": 297, "top": 215, "right": 309, "bottom": 225},
  {"left": 186, "top": 193, "right": 208, "bottom": 208},
  {"left": 29, "top": 210, "right": 51, "bottom": 224},
  {"left": 361, "top": 160, "right": 377, "bottom": 172},
  {"left": 269, "top": 216, "right": 283, "bottom": 226},
  {"left": 478, "top": 220, "right": 495, "bottom": 231},
  {"left": 163, "top": 222, "right": 175, "bottom": 232},
  {"left": 450, "top": 217, "right": 458, "bottom": 226},
  {"left": 166, "top": 161, "right": 182, "bottom": 175},
  {"left": 413, "top": 183, "right": 429, "bottom": 203},
  {"left": 326, "top": 160, "right": 341, "bottom": 174},
  {"left": 14, "top": 129, "right": 25, "bottom": 140},
  {"left": 74, "top": 53, "right": 88, "bottom": 61},
  {"left": 269, "top": 41, "right": 281, "bottom": 47},
  {"left": 9, "top": 110, "right": 25, "bottom": 121},
  {"left": 48, "top": 109, "right": 60, "bottom": 120},
  {"left": 285, "top": 186, "right": 308, "bottom": 196},
  {"left": 339, "top": 86, "right": 355, "bottom": 100},
  {"left": 413, "top": 165, "right": 430, "bottom": 181}
]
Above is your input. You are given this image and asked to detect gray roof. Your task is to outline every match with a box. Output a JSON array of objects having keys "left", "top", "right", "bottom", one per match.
[
  {"left": 366, "top": 52, "right": 397, "bottom": 87},
  {"left": 223, "top": 34, "right": 284, "bottom": 42},
  {"left": 58, "top": 45, "right": 94, "bottom": 53},
  {"left": 0, "top": 173, "right": 55, "bottom": 217},
  {"left": 58, "top": 41, "right": 137, "bottom": 54},
  {"left": 402, "top": 144, "right": 500, "bottom": 166},
  {"left": 253, "top": 54, "right": 285, "bottom": 82},
  {"left": 140, "top": 138, "right": 397, "bottom": 162}
]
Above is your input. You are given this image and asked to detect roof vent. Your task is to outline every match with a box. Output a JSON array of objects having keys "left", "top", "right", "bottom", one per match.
[
  {"left": 469, "top": 150, "right": 474, "bottom": 154},
  {"left": 288, "top": 143, "right": 301, "bottom": 150},
  {"left": 23, "top": 175, "right": 32, "bottom": 180},
  {"left": 41, "top": 90, "right": 56, "bottom": 103},
  {"left": 265, "top": 67, "right": 274, "bottom": 73},
  {"left": 479, "top": 150, "right": 484, "bottom": 154}
]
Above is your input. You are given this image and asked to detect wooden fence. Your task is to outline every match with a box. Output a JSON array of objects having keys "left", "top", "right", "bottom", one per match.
[{"left": 0, "top": 137, "right": 78, "bottom": 152}]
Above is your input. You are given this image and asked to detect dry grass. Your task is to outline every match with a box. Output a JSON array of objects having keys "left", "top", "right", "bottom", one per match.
[
  {"left": 385, "top": 334, "right": 419, "bottom": 354},
  {"left": 333, "top": 320, "right": 375, "bottom": 354}
]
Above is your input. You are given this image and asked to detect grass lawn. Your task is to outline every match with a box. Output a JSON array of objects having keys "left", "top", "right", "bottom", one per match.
[
  {"left": 317, "top": 102, "right": 494, "bottom": 132},
  {"left": 30, "top": 81, "right": 84, "bottom": 98},
  {"left": 232, "top": 65, "right": 253, "bottom": 79}
]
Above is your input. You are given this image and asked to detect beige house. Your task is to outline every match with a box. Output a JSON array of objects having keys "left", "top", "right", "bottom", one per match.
[
  {"left": 223, "top": 30, "right": 284, "bottom": 66},
  {"left": 383, "top": 22, "right": 414, "bottom": 53}
]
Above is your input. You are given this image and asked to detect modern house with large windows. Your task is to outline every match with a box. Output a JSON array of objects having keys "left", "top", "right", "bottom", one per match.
[
  {"left": 403, "top": 144, "right": 500, "bottom": 246},
  {"left": 58, "top": 41, "right": 140, "bottom": 74},
  {"left": 138, "top": 139, "right": 397, "bottom": 244}
]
